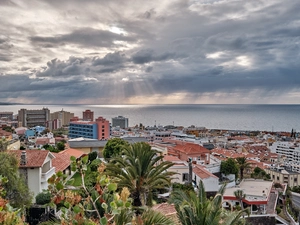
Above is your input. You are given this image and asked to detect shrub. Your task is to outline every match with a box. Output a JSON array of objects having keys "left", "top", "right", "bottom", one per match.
[
  {"left": 36, "top": 191, "right": 51, "bottom": 205},
  {"left": 88, "top": 151, "right": 98, "bottom": 162}
]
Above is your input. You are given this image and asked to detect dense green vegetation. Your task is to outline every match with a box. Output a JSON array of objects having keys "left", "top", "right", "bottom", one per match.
[
  {"left": 0, "top": 152, "right": 32, "bottom": 209},
  {"left": 220, "top": 158, "right": 239, "bottom": 179},
  {"left": 102, "top": 137, "right": 129, "bottom": 160}
]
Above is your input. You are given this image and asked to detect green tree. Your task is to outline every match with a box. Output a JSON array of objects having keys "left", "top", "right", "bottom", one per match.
[
  {"left": 56, "top": 142, "right": 65, "bottom": 151},
  {"left": 0, "top": 152, "right": 33, "bottom": 209},
  {"left": 102, "top": 138, "right": 129, "bottom": 160},
  {"left": 235, "top": 157, "right": 251, "bottom": 180},
  {"left": 234, "top": 189, "right": 246, "bottom": 210},
  {"left": 105, "top": 142, "right": 175, "bottom": 207},
  {"left": 171, "top": 180, "right": 248, "bottom": 225},
  {"left": 88, "top": 151, "right": 98, "bottom": 162},
  {"left": 220, "top": 158, "right": 239, "bottom": 179}
]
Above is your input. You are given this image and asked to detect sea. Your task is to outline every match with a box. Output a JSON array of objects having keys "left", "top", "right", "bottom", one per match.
[{"left": 0, "top": 104, "right": 300, "bottom": 132}]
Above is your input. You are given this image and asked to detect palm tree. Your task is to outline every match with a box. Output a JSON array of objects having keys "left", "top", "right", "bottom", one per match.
[
  {"left": 236, "top": 157, "right": 251, "bottom": 180},
  {"left": 171, "top": 180, "right": 248, "bottom": 225},
  {"left": 105, "top": 142, "right": 175, "bottom": 207},
  {"left": 234, "top": 189, "right": 246, "bottom": 210}
]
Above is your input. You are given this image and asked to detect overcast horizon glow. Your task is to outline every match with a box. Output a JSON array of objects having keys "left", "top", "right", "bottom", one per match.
[{"left": 1, "top": 0, "right": 300, "bottom": 104}]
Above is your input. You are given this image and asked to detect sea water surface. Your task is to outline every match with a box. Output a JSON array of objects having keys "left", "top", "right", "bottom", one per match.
[{"left": 1, "top": 104, "right": 299, "bottom": 132}]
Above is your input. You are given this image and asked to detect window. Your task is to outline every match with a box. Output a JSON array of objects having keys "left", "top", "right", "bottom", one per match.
[
  {"left": 102, "top": 125, "right": 104, "bottom": 128},
  {"left": 272, "top": 175, "right": 275, "bottom": 179},
  {"left": 294, "top": 178, "right": 297, "bottom": 182},
  {"left": 277, "top": 176, "right": 279, "bottom": 181},
  {"left": 182, "top": 173, "right": 189, "bottom": 182}
]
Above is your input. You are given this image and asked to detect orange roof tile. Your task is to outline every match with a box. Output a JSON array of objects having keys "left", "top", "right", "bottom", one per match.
[
  {"left": 59, "top": 148, "right": 85, "bottom": 159},
  {"left": 163, "top": 155, "right": 182, "bottom": 162},
  {"left": 10, "top": 150, "right": 52, "bottom": 168},
  {"left": 193, "top": 164, "right": 218, "bottom": 179},
  {"left": 52, "top": 152, "right": 71, "bottom": 172}
]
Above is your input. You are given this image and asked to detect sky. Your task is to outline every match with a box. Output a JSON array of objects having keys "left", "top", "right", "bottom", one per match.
[{"left": 0, "top": 0, "right": 300, "bottom": 104}]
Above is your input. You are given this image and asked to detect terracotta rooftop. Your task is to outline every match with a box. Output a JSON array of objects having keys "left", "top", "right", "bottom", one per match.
[
  {"left": 52, "top": 152, "right": 71, "bottom": 172},
  {"left": 193, "top": 164, "right": 218, "bottom": 179},
  {"left": 59, "top": 148, "right": 85, "bottom": 159},
  {"left": 170, "top": 142, "right": 210, "bottom": 155},
  {"left": 10, "top": 150, "right": 52, "bottom": 168},
  {"left": 163, "top": 155, "right": 182, "bottom": 162}
]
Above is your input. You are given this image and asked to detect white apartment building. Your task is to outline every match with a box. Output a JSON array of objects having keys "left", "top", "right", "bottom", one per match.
[{"left": 270, "top": 141, "right": 300, "bottom": 172}]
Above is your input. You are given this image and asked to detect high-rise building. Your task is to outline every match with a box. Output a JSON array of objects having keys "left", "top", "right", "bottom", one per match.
[
  {"left": 112, "top": 116, "right": 128, "bottom": 129},
  {"left": 50, "top": 110, "right": 74, "bottom": 127},
  {"left": 83, "top": 110, "right": 94, "bottom": 121},
  {"left": 18, "top": 108, "right": 50, "bottom": 127},
  {"left": 69, "top": 116, "right": 110, "bottom": 140}
]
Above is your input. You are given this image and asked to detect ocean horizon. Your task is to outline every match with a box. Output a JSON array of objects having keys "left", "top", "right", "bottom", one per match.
[{"left": 1, "top": 104, "right": 300, "bottom": 132}]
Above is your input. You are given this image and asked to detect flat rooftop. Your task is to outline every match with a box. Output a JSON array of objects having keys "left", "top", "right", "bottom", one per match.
[{"left": 224, "top": 179, "right": 273, "bottom": 202}]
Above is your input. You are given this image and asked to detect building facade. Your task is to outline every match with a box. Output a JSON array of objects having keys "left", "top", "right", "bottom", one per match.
[
  {"left": 69, "top": 117, "right": 110, "bottom": 140},
  {"left": 0, "top": 112, "right": 13, "bottom": 121},
  {"left": 270, "top": 141, "right": 300, "bottom": 173},
  {"left": 83, "top": 110, "right": 94, "bottom": 121},
  {"left": 112, "top": 116, "right": 129, "bottom": 129},
  {"left": 18, "top": 108, "right": 50, "bottom": 127},
  {"left": 50, "top": 110, "right": 74, "bottom": 127}
]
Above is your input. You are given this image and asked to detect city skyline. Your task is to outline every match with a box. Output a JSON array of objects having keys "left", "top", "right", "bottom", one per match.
[{"left": 0, "top": 0, "right": 300, "bottom": 104}]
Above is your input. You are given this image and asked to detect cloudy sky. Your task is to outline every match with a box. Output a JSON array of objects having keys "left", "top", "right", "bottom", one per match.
[{"left": 0, "top": 0, "right": 299, "bottom": 104}]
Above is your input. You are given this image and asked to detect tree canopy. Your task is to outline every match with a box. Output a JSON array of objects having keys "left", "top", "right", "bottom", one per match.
[
  {"left": 220, "top": 158, "right": 239, "bottom": 178},
  {"left": 105, "top": 142, "right": 175, "bottom": 207},
  {"left": 102, "top": 138, "right": 129, "bottom": 160},
  {"left": 0, "top": 152, "right": 33, "bottom": 209},
  {"left": 235, "top": 157, "right": 251, "bottom": 180}
]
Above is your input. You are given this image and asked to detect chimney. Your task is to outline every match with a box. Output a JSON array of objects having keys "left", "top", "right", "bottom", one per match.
[{"left": 20, "top": 151, "right": 27, "bottom": 165}]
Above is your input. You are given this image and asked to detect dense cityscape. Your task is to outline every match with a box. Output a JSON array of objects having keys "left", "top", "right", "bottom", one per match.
[{"left": 0, "top": 107, "right": 300, "bottom": 224}]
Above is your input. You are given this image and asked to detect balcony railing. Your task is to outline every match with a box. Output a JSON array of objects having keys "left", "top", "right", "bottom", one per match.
[{"left": 41, "top": 167, "right": 56, "bottom": 182}]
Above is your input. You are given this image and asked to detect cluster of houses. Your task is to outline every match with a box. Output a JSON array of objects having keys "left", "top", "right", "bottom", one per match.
[{"left": 1, "top": 108, "right": 300, "bottom": 224}]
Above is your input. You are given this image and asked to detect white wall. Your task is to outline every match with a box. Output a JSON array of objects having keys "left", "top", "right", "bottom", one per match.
[
  {"left": 27, "top": 167, "right": 41, "bottom": 201},
  {"left": 168, "top": 165, "right": 189, "bottom": 184},
  {"left": 195, "top": 175, "right": 219, "bottom": 192}
]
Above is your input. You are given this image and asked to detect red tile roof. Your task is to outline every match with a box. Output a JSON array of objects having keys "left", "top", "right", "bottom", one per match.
[
  {"left": 163, "top": 155, "right": 182, "bottom": 162},
  {"left": 10, "top": 150, "right": 52, "bottom": 168},
  {"left": 169, "top": 142, "right": 210, "bottom": 155},
  {"left": 52, "top": 152, "right": 71, "bottom": 172},
  {"left": 59, "top": 148, "right": 85, "bottom": 159},
  {"left": 193, "top": 164, "right": 218, "bottom": 179}
]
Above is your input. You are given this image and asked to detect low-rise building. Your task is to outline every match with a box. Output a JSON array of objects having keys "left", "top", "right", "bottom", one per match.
[
  {"left": 193, "top": 164, "right": 219, "bottom": 193},
  {"left": 265, "top": 167, "right": 300, "bottom": 187},
  {"left": 68, "top": 137, "right": 107, "bottom": 156},
  {"left": 223, "top": 179, "right": 274, "bottom": 214},
  {"left": 12, "top": 150, "right": 56, "bottom": 201}
]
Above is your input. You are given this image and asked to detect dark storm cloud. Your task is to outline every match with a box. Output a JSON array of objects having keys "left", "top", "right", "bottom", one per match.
[
  {"left": 36, "top": 57, "right": 88, "bottom": 77},
  {"left": 36, "top": 52, "right": 129, "bottom": 78},
  {"left": 30, "top": 28, "right": 135, "bottom": 48},
  {"left": 131, "top": 49, "right": 178, "bottom": 64},
  {"left": 1, "top": 0, "right": 300, "bottom": 103},
  {"left": 92, "top": 52, "right": 127, "bottom": 66}
]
